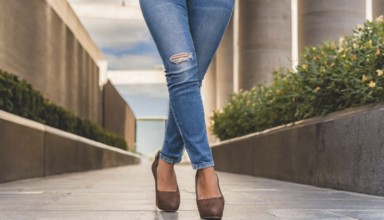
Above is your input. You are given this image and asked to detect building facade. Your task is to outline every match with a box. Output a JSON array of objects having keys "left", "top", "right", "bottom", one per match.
[{"left": 0, "top": 0, "right": 105, "bottom": 125}]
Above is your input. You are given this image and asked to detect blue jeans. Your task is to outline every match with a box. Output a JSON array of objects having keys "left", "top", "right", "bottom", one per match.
[{"left": 139, "top": 0, "right": 235, "bottom": 169}]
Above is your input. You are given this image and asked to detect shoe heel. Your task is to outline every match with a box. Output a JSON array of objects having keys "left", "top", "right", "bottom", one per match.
[{"left": 152, "top": 151, "right": 180, "bottom": 212}]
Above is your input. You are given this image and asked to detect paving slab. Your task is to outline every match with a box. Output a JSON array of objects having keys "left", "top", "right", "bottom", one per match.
[{"left": 1, "top": 163, "right": 384, "bottom": 219}]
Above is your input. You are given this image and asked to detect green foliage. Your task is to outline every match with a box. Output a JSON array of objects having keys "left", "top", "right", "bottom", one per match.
[
  {"left": 212, "top": 16, "right": 384, "bottom": 141},
  {"left": 0, "top": 70, "right": 128, "bottom": 150}
]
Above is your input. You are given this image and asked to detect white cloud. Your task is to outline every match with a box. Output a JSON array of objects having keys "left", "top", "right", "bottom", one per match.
[
  {"left": 70, "top": 4, "right": 143, "bottom": 20},
  {"left": 106, "top": 53, "right": 162, "bottom": 70},
  {"left": 79, "top": 17, "right": 150, "bottom": 48},
  {"left": 68, "top": 0, "right": 161, "bottom": 70},
  {"left": 68, "top": 0, "right": 139, "bottom": 6},
  {"left": 107, "top": 70, "right": 166, "bottom": 84}
]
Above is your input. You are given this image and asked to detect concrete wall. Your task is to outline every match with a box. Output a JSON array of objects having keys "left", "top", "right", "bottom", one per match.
[
  {"left": 373, "top": 0, "right": 384, "bottom": 19},
  {"left": 103, "top": 80, "right": 136, "bottom": 151},
  {"left": 216, "top": 16, "right": 234, "bottom": 109},
  {"left": 298, "top": 0, "right": 366, "bottom": 55},
  {"left": 202, "top": 58, "right": 219, "bottom": 144},
  {"left": 237, "top": 0, "right": 292, "bottom": 89},
  {"left": 0, "top": 110, "right": 140, "bottom": 183},
  {"left": 212, "top": 103, "right": 384, "bottom": 196},
  {"left": 0, "top": 0, "right": 105, "bottom": 125}
]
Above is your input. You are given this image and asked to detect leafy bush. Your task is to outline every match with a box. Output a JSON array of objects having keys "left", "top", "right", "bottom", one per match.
[
  {"left": 0, "top": 70, "right": 128, "bottom": 150},
  {"left": 212, "top": 16, "right": 384, "bottom": 141}
]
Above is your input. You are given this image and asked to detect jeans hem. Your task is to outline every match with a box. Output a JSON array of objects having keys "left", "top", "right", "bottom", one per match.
[
  {"left": 159, "top": 151, "right": 182, "bottom": 164},
  {"left": 192, "top": 161, "right": 215, "bottom": 170}
]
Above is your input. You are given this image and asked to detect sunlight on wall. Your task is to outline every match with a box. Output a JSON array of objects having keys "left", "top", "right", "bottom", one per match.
[
  {"left": 366, "top": 0, "right": 373, "bottom": 21},
  {"left": 292, "top": 0, "right": 298, "bottom": 69},
  {"left": 233, "top": 0, "right": 239, "bottom": 93}
]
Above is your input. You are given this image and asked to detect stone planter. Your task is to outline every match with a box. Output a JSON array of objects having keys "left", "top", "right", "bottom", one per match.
[
  {"left": 0, "top": 110, "right": 140, "bottom": 183},
  {"left": 212, "top": 103, "right": 384, "bottom": 196}
]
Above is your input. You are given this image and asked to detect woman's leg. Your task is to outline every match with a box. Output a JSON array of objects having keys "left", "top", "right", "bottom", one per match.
[
  {"left": 186, "top": 0, "right": 235, "bottom": 200},
  {"left": 157, "top": 0, "right": 235, "bottom": 169},
  {"left": 139, "top": 0, "right": 207, "bottom": 194},
  {"left": 140, "top": 0, "right": 234, "bottom": 195},
  {"left": 140, "top": 0, "right": 213, "bottom": 169},
  {"left": 161, "top": 0, "right": 236, "bottom": 166},
  {"left": 188, "top": 0, "right": 235, "bottom": 83},
  {"left": 160, "top": 101, "right": 184, "bottom": 164}
]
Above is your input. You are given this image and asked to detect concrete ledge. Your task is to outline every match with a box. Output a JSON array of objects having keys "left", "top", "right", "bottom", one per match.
[
  {"left": 0, "top": 115, "right": 45, "bottom": 182},
  {"left": 0, "top": 110, "right": 141, "bottom": 183},
  {"left": 45, "top": 127, "right": 78, "bottom": 175},
  {"left": 77, "top": 140, "right": 104, "bottom": 172},
  {"left": 211, "top": 103, "right": 384, "bottom": 196}
]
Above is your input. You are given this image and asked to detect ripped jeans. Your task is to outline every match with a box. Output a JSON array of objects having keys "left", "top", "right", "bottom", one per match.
[{"left": 139, "top": 0, "right": 235, "bottom": 169}]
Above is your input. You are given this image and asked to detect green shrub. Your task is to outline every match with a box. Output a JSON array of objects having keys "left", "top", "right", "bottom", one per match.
[
  {"left": 0, "top": 70, "right": 128, "bottom": 150},
  {"left": 212, "top": 16, "right": 384, "bottom": 141}
]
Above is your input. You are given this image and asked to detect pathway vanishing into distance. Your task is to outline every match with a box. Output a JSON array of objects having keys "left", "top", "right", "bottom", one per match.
[{"left": 1, "top": 163, "right": 384, "bottom": 219}]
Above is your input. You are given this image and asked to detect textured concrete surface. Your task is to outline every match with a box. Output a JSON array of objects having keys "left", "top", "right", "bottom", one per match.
[
  {"left": 1, "top": 164, "right": 384, "bottom": 220},
  {"left": 298, "top": 0, "right": 366, "bottom": 55},
  {"left": 0, "top": 116, "right": 45, "bottom": 183},
  {"left": 202, "top": 58, "right": 219, "bottom": 144},
  {"left": 373, "top": 0, "right": 384, "bottom": 19},
  {"left": 0, "top": 110, "right": 140, "bottom": 183},
  {"left": 215, "top": 16, "right": 234, "bottom": 109},
  {"left": 0, "top": 0, "right": 103, "bottom": 125},
  {"left": 237, "top": 0, "right": 292, "bottom": 88},
  {"left": 45, "top": 129, "right": 79, "bottom": 175},
  {"left": 103, "top": 81, "right": 136, "bottom": 151},
  {"left": 212, "top": 103, "right": 384, "bottom": 196},
  {"left": 46, "top": 0, "right": 104, "bottom": 62}
]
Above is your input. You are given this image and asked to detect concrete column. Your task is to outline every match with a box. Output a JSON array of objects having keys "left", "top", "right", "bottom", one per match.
[
  {"left": 298, "top": 0, "right": 366, "bottom": 55},
  {"left": 216, "top": 16, "right": 234, "bottom": 109},
  {"left": 238, "top": 0, "right": 292, "bottom": 90},
  {"left": 202, "top": 57, "right": 219, "bottom": 144},
  {"left": 373, "top": 0, "right": 384, "bottom": 19}
]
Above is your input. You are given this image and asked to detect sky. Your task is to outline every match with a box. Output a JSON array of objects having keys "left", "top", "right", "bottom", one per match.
[
  {"left": 67, "top": 0, "right": 169, "bottom": 155},
  {"left": 67, "top": 0, "right": 169, "bottom": 121},
  {"left": 68, "top": 0, "right": 163, "bottom": 70},
  {"left": 68, "top": 0, "right": 168, "bottom": 118},
  {"left": 115, "top": 84, "right": 169, "bottom": 118}
]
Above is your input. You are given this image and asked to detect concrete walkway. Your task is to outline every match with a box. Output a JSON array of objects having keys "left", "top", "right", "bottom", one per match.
[{"left": 1, "top": 163, "right": 384, "bottom": 220}]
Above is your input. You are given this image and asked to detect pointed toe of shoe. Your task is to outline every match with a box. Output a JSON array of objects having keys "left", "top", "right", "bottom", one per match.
[
  {"left": 156, "top": 190, "right": 180, "bottom": 211},
  {"left": 197, "top": 197, "right": 224, "bottom": 219}
]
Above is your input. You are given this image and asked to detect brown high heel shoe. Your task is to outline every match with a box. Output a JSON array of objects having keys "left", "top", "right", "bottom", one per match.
[
  {"left": 152, "top": 150, "right": 180, "bottom": 212},
  {"left": 195, "top": 170, "right": 225, "bottom": 219}
]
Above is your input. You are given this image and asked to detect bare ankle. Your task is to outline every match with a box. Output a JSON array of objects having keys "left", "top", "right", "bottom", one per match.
[
  {"left": 197, "top": 167, "right": 215, "bottom": 177},
  {"left": 156, "top": 158, "right": 178, "bottom": 192},
  {"left": 158, "top": 158, "right": 175, "bottom": 171},
  {"left": 196, "top": 167, "right": 221, "bottom": 199}
]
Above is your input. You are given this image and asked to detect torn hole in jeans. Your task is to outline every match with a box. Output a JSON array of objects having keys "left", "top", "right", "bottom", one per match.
[{"left": 169, "top": 52, "right": 193, "bottom": 64}]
